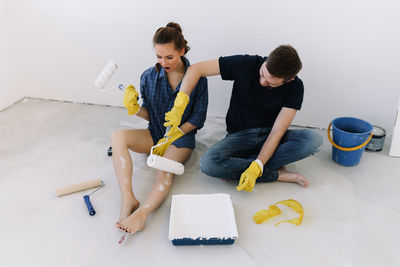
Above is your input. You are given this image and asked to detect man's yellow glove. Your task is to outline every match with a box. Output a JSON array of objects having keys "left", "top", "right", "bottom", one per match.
[
  {"left": 123, "top": 85, "right": 140, "bottom": 115},
  {"left": 164, "top": 91, "right": 189, "bottom": 128},
  {"left": 236, "top": 160, "right": 263, "bottom": 192},
  {"left": 152, "top": 126, "right": 185, "bottom": 156}
]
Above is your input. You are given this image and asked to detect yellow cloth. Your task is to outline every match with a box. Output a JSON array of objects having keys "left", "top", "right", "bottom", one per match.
[
  {"left": 164, "top": 91, "right": 189, "bottom": 128},
  {"left": 253, "top": 199, "right": 304, "bottom": 226},
  {"left": 152, "top": 126, "right": 184, "bottom": 156},
  {"left": 123, "top": 85, "right": 140, "bottom": 115},
  {"left": 236, "top": 161, "right": 263, "bottom": 192}
]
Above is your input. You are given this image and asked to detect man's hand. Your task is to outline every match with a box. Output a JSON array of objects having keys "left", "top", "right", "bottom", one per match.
[
  {"left": 236, "top": 160, "right": 263, "bottom": 192},
  {"left": 123, "top": 85, "right": 140, "bottom": 115},
  {"left": 164, "top": 91, "right": 189, "bottom": 129},
  {"left": 152, "top": 126, "right": 185, "bottom": 156}
]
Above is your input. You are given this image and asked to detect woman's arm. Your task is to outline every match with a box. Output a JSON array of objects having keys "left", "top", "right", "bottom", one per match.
[
  {"left": 179, "top": 121, "right": 197, "bottom": 134},
  {"left": 135, "top": 107, "right": 150, "bottom": 121}
]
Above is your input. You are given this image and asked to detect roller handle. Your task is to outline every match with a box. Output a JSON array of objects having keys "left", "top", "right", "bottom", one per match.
[{"left": 83, "top": 195, "right": 96, "bottom": 216}]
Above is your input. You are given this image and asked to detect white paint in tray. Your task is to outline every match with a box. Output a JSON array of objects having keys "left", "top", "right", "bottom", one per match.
[{"left": 168, "top": 193, "right": 238, "bottom": 240}]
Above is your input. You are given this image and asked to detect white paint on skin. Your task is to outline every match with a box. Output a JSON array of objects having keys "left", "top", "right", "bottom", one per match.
[
  {"left": 120, "top": 156, "right": 126, "bottom": 169},
  {"left": 122, "top": 177, "right": 129, "bottom": 184},
  {"left": 143, "top": 204, "right": 150, "bottom": 209},
  {"left": 157, "top": 183, "right": 165, "bottom": 191},
  {"left": 163, "top": 179, "right": 171, "bottom": 186}
]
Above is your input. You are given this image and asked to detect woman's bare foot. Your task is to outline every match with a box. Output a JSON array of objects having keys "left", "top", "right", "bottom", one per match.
[
  {"left": 119, "top": 207, "right": 148, "bottom": 234},
  {"left": 116, "top": 196, "right": 140, "bottom": 229},
  {"left": 277, "top": 166, "right": 309, "bottom": 188}
]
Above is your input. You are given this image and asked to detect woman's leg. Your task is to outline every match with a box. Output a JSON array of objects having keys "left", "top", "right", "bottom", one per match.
[
  {"left": 111, "top": 129, "right": 154, "bottom": 227},
  {"left": 119, "top": 145, "right": 192, "bottom": 234}
]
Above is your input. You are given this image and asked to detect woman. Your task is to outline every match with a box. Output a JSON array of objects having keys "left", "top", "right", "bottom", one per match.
[{"left": 111, "top": 22, "right": 208, "bottom": 234}]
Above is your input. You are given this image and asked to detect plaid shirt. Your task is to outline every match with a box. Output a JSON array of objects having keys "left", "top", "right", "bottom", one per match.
[{"left": 140, "top": 57, "right": 208, "bottom": 148}]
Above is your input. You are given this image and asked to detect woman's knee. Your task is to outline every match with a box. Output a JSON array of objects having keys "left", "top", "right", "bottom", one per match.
[{"left": 111, "top": 130, "right": 128, "bottom": 147}]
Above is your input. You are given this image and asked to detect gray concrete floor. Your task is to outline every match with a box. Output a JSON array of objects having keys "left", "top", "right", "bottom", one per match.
[{"left": 1, "top": 98, "right": 399, "bottom": 267}]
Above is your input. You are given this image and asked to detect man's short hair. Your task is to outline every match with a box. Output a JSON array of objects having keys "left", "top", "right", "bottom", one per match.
[{"left": 266, "top": 45, "right": 302, "bottom": 82}]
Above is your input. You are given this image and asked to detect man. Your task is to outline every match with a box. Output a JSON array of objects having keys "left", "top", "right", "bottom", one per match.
[{"left": 164, "top": 45, "right": 322, "bottom": 192}]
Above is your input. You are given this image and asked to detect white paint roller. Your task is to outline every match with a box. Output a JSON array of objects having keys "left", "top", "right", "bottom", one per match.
[
  {"left": 94, "top": 60, "right": 125, "bottom": 93},
  {"left": 146, "top": 126, "right": 185, "bottom": 175},
  {"left": 147, "top": 154, "right": 184, "bottom": 175}
]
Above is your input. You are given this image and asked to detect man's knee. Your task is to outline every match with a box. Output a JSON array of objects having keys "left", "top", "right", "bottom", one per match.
[
  {"left": 302, "top": 129, "right": 323, "bottom": 156},
  {"left": 200, "top": 149, "right": 222, "bottom": 177}
]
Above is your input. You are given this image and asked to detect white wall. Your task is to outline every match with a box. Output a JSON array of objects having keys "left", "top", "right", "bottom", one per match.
[
  {"left": 0, "top": 0, "right": 25, "bottom": 111},
  {"left": 2, "top": 0, "right": 399, "bottom": 133}
]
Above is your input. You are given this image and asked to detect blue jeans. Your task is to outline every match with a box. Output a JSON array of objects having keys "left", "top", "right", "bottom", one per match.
[{"left": 200, "top": 128, "right": 323, "bottom": 182}]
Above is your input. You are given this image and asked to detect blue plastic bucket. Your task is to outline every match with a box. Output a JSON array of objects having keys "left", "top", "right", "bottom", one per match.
[{"left": 328, "top": 117, "right": 373, "bottom": 166}]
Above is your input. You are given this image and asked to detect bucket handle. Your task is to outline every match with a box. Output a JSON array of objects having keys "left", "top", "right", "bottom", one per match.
[{"left": 327, "top": 122, "right": 373, "bottom": 151}]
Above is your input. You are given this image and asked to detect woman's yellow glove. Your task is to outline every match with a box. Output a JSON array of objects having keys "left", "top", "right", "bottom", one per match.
[
  {"left": 236, "top": 160, "right": 263, "bottom": 192},
  {"left": 164, "top": 91, "right": 189, "bottom": 128},
  {"left": 123, "top": 85, "right": 140, "bottom": 115},
  {"left": 152, "top": 126, "right": 185, "bottom": 156}
]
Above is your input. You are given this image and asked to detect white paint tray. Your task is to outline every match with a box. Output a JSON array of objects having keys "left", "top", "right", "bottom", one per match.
[{"left": 168, "top": 193, "right": 238, "bottom": 245}]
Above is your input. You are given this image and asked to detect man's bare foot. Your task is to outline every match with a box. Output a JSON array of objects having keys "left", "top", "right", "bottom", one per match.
[
  {"left": 116, "top": 196, "right": 140, "bottom": 229},
  {"left": 119, "top": 207, "right": 148, "bottom": 234},
  {"left": 277, "top": 166, "right": 309, "bottom": 188}
]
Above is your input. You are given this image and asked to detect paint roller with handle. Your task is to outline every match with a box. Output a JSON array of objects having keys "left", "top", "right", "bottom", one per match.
[
  {"left": 56, "top": 178, "right": 104, "bottom": 216},
  {"left": 94, "top": 60, "right": 126, "bottom": 93},
  {"left": 94, "top": 60, "right": 137, "bottom": 156},
  {"left": 146, "top": 126, "right": 185, "bottom": 175}
]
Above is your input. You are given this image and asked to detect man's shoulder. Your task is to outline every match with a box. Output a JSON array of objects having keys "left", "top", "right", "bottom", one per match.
[
  {"left": 291, "top": 76, "right": 303, "bottom": 87},
  {"left": 220, "top": 54, "right": 265, "bottom": 63},
  {"left": 284, "top": 76, "right": 304, "bottom": 92}
]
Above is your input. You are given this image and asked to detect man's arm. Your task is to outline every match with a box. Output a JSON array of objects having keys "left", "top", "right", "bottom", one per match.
[
  {"left": 257, "top": 107, "right": 297, "bottom": 165},
  {"left": 236, "top": 107, "right": 297, "bottom": 192},
  {"left": 164, "top": 59, "right": 219, "bottom": 129},
  {"left": 180, "top": 59, "right": 220, "bottom": 96}
]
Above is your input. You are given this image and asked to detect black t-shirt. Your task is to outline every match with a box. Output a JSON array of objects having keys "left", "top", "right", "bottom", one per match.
[{"left": 219, "top": 55, "right": 304, "bottom": 133}]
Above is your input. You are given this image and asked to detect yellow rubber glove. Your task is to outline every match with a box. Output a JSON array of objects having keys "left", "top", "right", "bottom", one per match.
[
  {"left": 152, "top": 126, "right": 185, "bottom": 156},
  {"left": 253, "top": 205, "right": 281, "bottom": 224},
  {"left": 164, "top": 91, "right": 189, "bottom": 128},
  {"left": 236, "top": 160, "right": 263, "bottom": 192},
  {"left": 252, "top": 199, "right": 304, "bottom": 226},
  {"left": 123, "top": 85, "right": 140, "bottom": 115},
  {"left": 274, "top": 199, "right": 304, "bottom": 226}
]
